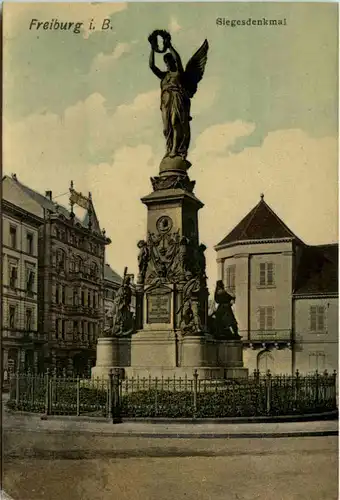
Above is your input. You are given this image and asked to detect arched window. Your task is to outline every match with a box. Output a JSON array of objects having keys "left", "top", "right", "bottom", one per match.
[
  {"left": 91, "top": 262, "right": 98, "bottom": 278},
  {"left": 76, "top": 256, "right": 83, "bottom": 273},
  {"left": 257, "top": 350, "right": 275, "bottom": 374},
  {"left": 56, "top": 249, "right": 66, "bottom": 271}
]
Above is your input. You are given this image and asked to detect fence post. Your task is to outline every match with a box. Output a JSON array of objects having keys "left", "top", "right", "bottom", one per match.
[
  {"left": 295, "top": 369, "right": 300, "bottom": 408},
  {"left": 323, "top": 370, "right": 328, "bottom": 405},
  {"left": 15, "top": 367, "right": 20, "bottom": 408},
  {"left": 76, "top": 376, "right": 80, "bottom": 416},
  {"left": 108, "top": 369, "right": 113, "bottom": 419},
  {"left": 44, "top": 369, "right": 50, "bottom": 416},
  {"left": 315, "top": 370, "right": 319, "bottom": 406},
  {"left": 112, "top": 369, "right": 122, "bottom": 424},
  {"left": 193, "top": 369, "right": 198, "bottom": 418},
  {"left": 29, "top": 368, "right": 34, "bottom": 408},
  {"left": 266, "top": 370, "right": 272, "bottom": 415},
  {"left": 332, "top": 370, "right": 337, "bottom": 409},
  {"left": 155, "top": 377, "right": 158, "bottom": 417}
]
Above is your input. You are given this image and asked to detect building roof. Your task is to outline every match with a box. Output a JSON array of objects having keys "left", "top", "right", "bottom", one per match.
[
  {"left": 104, "top": 263, "right": 123, "bottom": 285},
  {"left": 294, "top": 243, "right": 338, "bottom": 296},
  {"left": 5, "top": 174, "right": 102, "bottom": 233},
  {"left": 216, "top": 195, "right": 301, "bottom": 248}
]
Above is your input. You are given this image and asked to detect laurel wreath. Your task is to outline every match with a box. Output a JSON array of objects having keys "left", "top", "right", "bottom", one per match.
[{"left": 148, "top": 30, "right": 171, "bottom": 53}]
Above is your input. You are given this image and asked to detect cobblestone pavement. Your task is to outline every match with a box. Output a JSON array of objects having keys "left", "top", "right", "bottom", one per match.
[{"left": 2, "top": 413, "right": 338, "bottom": 500}]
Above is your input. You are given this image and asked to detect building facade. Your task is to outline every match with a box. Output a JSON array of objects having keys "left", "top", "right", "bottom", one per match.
[
  {"left": 2, "top": 198, "right": 44, "bottom": 377},
  {"left": 2, "top": 175, "right": 111, "bottom": 376},
  {"left": 215, "top": 195, "right": 338, "bottom": 375}
]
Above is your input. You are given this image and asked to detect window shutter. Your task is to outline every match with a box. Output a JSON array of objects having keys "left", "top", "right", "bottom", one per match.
[
  {"left": 317, "top": 306, "right": 325, "bottom": 331},
  {"left": 259, "top": 307, "right": 266, "bottom": 330},
  {"left": 267, "top": 263, "right": 274, "bottom": 285},
  {"left": 266, "top": 307, "right": 274, "bottom": 330},
  {"left": 259, "top": 263, "right": 266, "bottom": 286},
  {"left": 310, "top": 306, "right": 317, "bottom": 331}
]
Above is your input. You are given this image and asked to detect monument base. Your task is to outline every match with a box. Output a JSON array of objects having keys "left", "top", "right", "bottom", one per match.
[
  {"left": 91, "top": 336, "right": 130, "bottom": 380},
  {"left": 126, "top": 331, "right": 247, "bottom": 379},
  {"left": 130, "top": 329, "right": 178, "bottom": 368},
  {"left": 92, "top": 334, "right": 248, "bottom": 380}
]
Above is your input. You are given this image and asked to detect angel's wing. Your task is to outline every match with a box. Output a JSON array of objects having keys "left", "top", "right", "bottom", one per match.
[{"left": 183, "top": 39, "right": 209, "bottom": 98}]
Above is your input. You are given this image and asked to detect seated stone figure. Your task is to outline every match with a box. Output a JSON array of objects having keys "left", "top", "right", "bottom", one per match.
[{"left": 208, "top": 280, "right": 241, "bottom": 340}]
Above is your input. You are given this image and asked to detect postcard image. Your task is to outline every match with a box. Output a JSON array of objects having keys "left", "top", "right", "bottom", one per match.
[{"left": 1, "top": 2, "right": 338, "bottom": 500}]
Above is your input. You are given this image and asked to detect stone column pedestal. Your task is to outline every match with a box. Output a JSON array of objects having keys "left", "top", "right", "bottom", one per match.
[
  {"left": 217, "top": 339, "right": 244, "bottom": 367},
  {"left": 217, "top": 339, "right": 248, "bottom": 378},
  {"left": 180, "top": 335, "right": 207, "bottom": 367},
  {"left": 92, "top": 337, "right": 119, "bottom": 379}
]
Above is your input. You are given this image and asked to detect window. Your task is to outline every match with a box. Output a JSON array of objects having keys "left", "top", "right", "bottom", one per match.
[
  {"left": 258, "top": 306, "right": 275, "bottom": 331},
  {"left": 56, "top": 285, "right": 60, "bottom": 304},
  {"left": 226, "top": 264, "right": 236, "bottom": 293},
  {"left": 9, "top": 305, "right": 16, "bottom": 329},
  {"left": 76, "top": 256, "right": 83, "bottom": 273},
  {"left": 73, "top": 288, "right": 78, "bottom": 306},
  {"left": 61, "top": 320, "right": 66, "bottom": 340},
  {"left": 62, "top": 285, "right": 66, "bottom": 305},
  {"left": 9, "top": 266, "right": 18, "bottom": 289},
  {"left": 55, "top": 319, "right": 58, "bottom": 338},
  {"left": 73, "top": 321, "right": 78, "bottom": 339},
  {"left": 26, "top": 233, "right": 33, "bottom": 255},
  {"left": 81, "top": 290, "right": 85, "bottom": 307},
  {"left": 309, "top": 352, "right": 326, "bottom": 372},
  {"left": 259, "top": 262, "right": 275, "bottom": 287},
  {"left": 26, "top": 269, "right": 35, "bottom": 294},
  {"left": 91, "top": 262, "right": 98, "bottom": 278},
  {"left": 310, "top": 306, "right": 326, "bottom": 333},
  {"left": 56, "top": 249, "right": 66, "bottom": 271},
  {"left": 69, "top": 258, "right": 75, "bottom": 273},
  {"left": 9, "top": 226, "right": 17, "bottom": 249},
  {"left": 25, "top": 309, "right": 33, "bottom": 331},
  {"left": 88, "top": 322, "right": 92, "bottom": 341}
]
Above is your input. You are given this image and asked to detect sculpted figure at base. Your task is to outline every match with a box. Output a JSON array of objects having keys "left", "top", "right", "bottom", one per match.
[
  {"left": 137, "top": 240, "right": 149, "bottom": 284},
  {"left": 209, "top": 280, "right": 241, "bottom": 340},
  {"left": 148, "top": 30, "right": 209, "bottom": 160},
  {"left": 103, "top": 270, "right": 134, "bottom": 337},
  {"left": 178, "top": 275, "right": 203, "bottom": 335}
]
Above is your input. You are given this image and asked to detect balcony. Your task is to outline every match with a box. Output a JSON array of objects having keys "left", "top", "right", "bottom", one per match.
[
  {"left": 251, "top": 329, "right": 292, "bottom": 341},
  {"left": 68, "top": 268, "right": 100, "bottom": 284},
  {"left": 241, "top": 329, "right": 292, "bottom": 343},
  {"left": 66, "top": 305, "right": 101, "bottom": 318},
  {"left": 2, "top": 329, "right": 46, "bottom": 342}
]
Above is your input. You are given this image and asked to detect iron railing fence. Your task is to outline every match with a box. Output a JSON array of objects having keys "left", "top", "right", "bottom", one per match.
[{"left": 6, "top": 369, "right": 337, "bottom": 419}]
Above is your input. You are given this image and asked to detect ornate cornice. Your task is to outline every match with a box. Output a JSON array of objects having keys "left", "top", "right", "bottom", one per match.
[{"left": 2, "top": 200, "right": 43, "bottom": 227}]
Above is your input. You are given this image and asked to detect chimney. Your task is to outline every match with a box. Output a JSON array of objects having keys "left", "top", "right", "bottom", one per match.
[{"left": 45, "top": 190, "right": 52, "bottom": 200}]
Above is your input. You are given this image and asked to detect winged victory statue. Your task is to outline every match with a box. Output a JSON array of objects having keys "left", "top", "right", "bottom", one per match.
[{"left": 148, "top": 30, "right": 209, "bottom": 160}]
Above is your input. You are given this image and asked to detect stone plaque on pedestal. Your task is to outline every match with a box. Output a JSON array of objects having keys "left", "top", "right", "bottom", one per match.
[{"left": 146, "top": 286, "right": 171, "bottom": 324}]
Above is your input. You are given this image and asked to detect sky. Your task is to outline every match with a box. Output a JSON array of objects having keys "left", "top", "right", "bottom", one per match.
[{"left": 3, "top": 2, "right": 339, "bottom": 291}]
